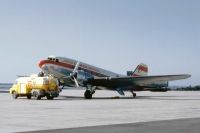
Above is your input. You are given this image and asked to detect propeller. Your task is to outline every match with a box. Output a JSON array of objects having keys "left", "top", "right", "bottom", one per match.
[{"left": 70, "top": 61, "right": 80, "bottom": 87}]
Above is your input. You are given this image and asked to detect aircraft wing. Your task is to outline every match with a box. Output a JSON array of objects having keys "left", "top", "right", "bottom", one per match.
[{"left": 86, "top": 74, "right": 191, "bottom": 88}]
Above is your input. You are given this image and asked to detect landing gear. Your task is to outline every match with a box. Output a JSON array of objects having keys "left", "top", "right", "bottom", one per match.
[
  {"left": 131, "top": 91, "right": 136, "bottom": 98},
  {"left": 84, "top": 86, "right": 96, "bottom": 99},
  {"left": 38, "top": 71, "right": 44, "bottom": 77},
  {"left": 84, "top": 90, "right": 92, "bottom": 99}
]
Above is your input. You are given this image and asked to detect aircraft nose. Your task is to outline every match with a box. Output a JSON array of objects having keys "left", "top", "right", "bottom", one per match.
[{"left": 38, "top": 60, "right": 46, "bottom": 68}]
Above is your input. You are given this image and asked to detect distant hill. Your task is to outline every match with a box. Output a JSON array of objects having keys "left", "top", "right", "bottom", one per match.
[{"left": 0, "top": 83, "right": 12, "bottom": 89}]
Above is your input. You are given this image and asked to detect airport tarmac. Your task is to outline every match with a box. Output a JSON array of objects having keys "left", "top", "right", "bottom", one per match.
[
  {"left": 24, "top": 118, "right": 200, "bottom": 133},
  {"left": 1, "top": 89, "right": 200, "bottom": 133}
]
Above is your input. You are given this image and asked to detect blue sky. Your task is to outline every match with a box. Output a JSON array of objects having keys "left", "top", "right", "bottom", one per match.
[{"left": 0, "top": 0, "right": 199, "bottom": 86}]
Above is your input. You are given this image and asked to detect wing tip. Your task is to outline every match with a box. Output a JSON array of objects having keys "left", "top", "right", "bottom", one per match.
[
  {"left": 186, "top": 74, "right": 191, "bottom": 78},
  {"left": 180, "top": 74, "right": 191, "bottom": 79}
]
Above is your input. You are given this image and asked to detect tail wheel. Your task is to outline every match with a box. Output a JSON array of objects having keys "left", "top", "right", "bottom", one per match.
[
  {"left": 84, "top": 90, "right": 92, "bottom": 99},
  {"left": 132, "top": 92, "right": 136, "bottom": 98},
  {"left": 12, "top": 91, "right": 18, "bottom": 99}
]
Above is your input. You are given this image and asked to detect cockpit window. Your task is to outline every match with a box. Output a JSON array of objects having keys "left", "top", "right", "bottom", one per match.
[
  {"left": 48, "top": 57, "right": 59, "bottom": 62},
  {"left": 48, "top": 57, "right": 54, "bottom": 60}
]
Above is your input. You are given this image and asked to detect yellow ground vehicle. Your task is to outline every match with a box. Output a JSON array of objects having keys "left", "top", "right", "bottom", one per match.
[{"left": 10, "top": 74, "right": 60, "bottom": 100}]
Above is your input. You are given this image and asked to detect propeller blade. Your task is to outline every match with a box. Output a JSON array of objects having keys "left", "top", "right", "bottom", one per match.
[
  {"left": 73, "top": 61, "right": 80, "bottom": 73},
  {"left": 73, "top": 76, "right": 79, "bottom": 87},
  {"left": 70, "top": 61, "right": 80, "bottom": 87}
]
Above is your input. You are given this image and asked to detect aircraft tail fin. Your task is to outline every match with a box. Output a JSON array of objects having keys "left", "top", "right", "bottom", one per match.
[
  {"left": 132, "top": 63, "right": 148, "bottom": 76},
  {"left": 126, "top": 63, "right": 148, "bottom": 76}
]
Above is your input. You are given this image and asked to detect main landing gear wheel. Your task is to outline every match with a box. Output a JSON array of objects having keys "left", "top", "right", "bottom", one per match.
[
  {"left": 84, "top": 90, "right": 93, "bottom": 99},
  {"left": 132, "top": 92, "right": 136, "bottom": 98}
]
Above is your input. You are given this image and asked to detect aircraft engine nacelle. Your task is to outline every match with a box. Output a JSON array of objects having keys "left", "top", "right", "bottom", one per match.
[{"left": 76, "top": 70, "right": 94, "bottom": 85}]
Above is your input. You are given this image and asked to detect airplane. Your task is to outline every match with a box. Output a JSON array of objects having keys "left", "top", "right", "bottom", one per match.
[{"left": 38, "top": 56, "right": 191, "bottom": 99}]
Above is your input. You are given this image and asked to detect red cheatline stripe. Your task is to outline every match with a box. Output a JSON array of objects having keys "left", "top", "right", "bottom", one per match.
[
  {"left": 38, "top": 60, "right": 74, "bottom": 69},
  {"left": 38, "top": 60, "right": 107, "bottom": 77},
  {"left": 138, "top": 65, "right": 148, "bottom": 72}
]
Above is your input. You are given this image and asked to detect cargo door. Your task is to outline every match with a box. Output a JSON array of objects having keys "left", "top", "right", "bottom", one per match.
[{"left": 20, "top": 83, "right": 26, "bottom": 94}]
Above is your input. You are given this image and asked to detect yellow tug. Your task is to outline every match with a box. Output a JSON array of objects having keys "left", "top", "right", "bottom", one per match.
[{"left": 10, "top": 74, "right": 60, "bottom": 100}]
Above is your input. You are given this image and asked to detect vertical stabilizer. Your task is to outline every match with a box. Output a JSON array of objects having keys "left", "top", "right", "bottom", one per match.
[{"left": 132, "top": 63, "right": 148, "bottom": 76}]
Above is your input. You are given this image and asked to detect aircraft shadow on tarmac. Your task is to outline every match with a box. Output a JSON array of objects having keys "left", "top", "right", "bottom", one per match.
[
  {"left": 58, "top": 95, "right": 135, "bottom": 100},
  {"left": 55, "top": 95, "right": 200, "bottom": 101}
]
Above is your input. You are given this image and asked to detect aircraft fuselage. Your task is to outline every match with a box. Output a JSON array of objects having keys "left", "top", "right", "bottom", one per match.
[{"left": 38, "top": 56, "right": 121, "bottom": 88}]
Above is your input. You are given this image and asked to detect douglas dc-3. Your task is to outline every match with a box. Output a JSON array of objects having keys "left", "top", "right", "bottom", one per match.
[{"left": 38, "top": 56, "right": 191, "bottom": 99}]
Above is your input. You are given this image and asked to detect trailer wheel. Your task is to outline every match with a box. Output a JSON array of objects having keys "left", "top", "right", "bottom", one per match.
[
  {"left": 12, "top": 91, "right": 18, "bottom": 99},
  {"left": 36, "top": 94, "right": 41, "bottom": 100},
  {"left": 33, "top": 91, "right": 41, "bottom": 100},
  {"left": 46, "top": 94, "right": 54, "bottom": 100},
  {"left": 27, "top": 94, "right": 32, "bottom": 99}
]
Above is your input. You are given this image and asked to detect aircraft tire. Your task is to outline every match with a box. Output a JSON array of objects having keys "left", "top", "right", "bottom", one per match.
[{"left": 84, "top": 90, "right": 92, "bottom": 99}]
